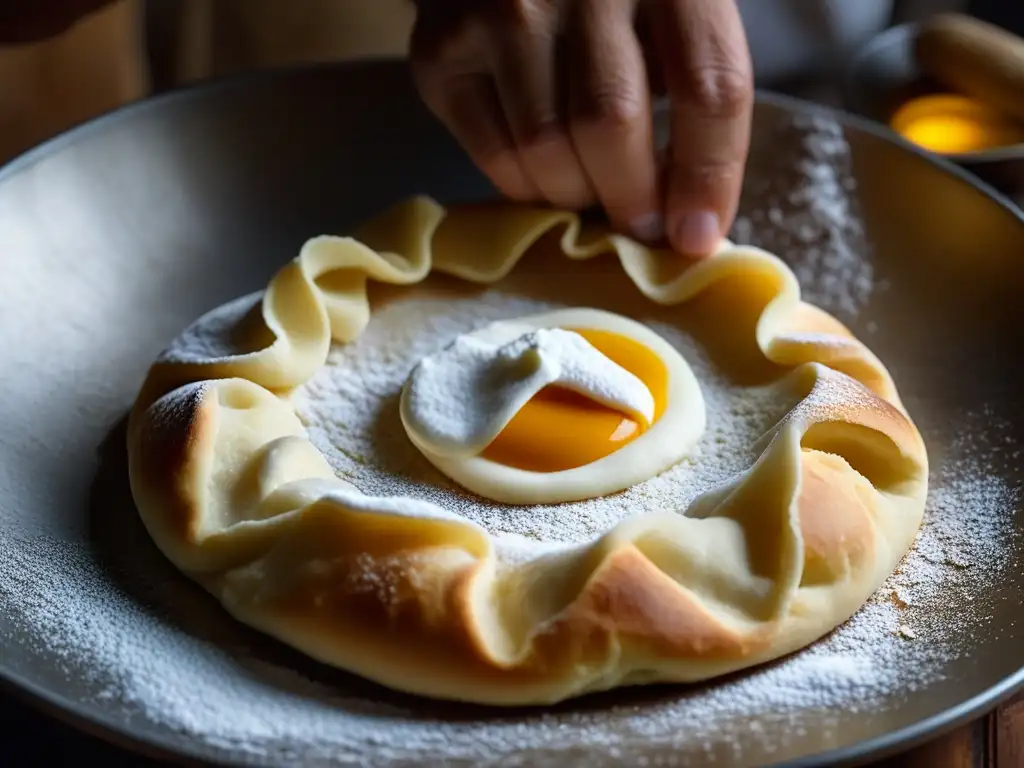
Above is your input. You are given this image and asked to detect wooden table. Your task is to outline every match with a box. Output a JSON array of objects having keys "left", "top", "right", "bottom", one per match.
[
  {"left": 2, "top": 688, "right": 1021, "bottom": 765},
  {"left": 875, "top": 693, "right": 1024, "bottom": 768}
]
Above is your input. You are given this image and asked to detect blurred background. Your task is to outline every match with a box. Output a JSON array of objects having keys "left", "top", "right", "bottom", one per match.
[{"left": 0, "top": 0, "right": 1020, "bottom": 167}]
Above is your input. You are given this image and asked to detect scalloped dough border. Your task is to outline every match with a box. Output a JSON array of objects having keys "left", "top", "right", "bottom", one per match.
[{"left": 126, "top": 196, "right": 929, "bottom": 706}]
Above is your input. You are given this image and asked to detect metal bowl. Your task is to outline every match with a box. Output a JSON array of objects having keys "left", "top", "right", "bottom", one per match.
[
  {"left": 1, "top": 60, "right": 1023, "bottom": 768},
  {"left": 843, "top": 21, "right": 1024, "bottom": 195}
]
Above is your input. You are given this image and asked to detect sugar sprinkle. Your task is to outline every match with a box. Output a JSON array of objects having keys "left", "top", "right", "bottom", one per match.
[
  {"left": 1, "top": 116, "right": 1019, "bottom": 767},
  {"left": 2, "top": 407, "right": 1016, "bottom": 766}
]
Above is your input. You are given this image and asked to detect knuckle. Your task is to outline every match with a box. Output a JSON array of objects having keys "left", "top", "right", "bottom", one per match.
[
  {"left": 678, "top": 63, "right": 752, "bottom": 119},
  {"left": 669, "top": 159, "right": 743, "bottom": 193},
  {"left": 493, "top": 0, "right": 553, "bottom": 33},
  {"left": 572, "top": 83, "right": 645, "bottom": 138}
]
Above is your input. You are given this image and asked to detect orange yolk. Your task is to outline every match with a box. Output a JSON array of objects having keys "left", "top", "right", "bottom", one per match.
[{"left": 480, "top": 328, "right": 668, "bottom": 472}]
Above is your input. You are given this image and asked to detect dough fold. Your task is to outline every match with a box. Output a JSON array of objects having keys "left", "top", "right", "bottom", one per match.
[{"left": 127, "top": 197, "right": 928, "bottom": 705}]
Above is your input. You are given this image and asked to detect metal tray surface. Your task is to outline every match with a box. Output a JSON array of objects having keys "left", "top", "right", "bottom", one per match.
[{"left": 1, "top": 60, "right": 1022, "bottom": 768}]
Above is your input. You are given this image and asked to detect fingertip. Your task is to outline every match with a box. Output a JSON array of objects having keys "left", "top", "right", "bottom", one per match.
[
  {"left": 664, "top": 161, "right": 743, "bottom": 256},
  {"left": 628, "top": 211, "right": 666, "bottom": 243},
  {"left": 668, "top": 208, "right": 722, "bottom": 256}
]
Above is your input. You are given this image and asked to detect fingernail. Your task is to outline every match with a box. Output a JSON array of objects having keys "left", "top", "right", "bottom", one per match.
[
  {"left": 672, "top": 210, "right": 721, "bottom": 255},
  {"left": 630, "top": 211, "right": 665, "bottom": 242}
]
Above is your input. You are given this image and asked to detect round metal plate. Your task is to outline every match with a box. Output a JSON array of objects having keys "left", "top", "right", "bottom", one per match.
[{"left": 1, "top": 60, "right": 1022, "bottom": 767}]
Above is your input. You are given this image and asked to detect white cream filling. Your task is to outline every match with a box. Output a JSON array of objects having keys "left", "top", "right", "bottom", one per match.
[
  {"left": 398, "top": 307, "right": 704, "bottom": 505},
  {"left": 400, "top": 323, "right": 655, "bottom": 459}
]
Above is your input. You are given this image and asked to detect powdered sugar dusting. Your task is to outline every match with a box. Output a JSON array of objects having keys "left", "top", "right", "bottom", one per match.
[
  {"left": 731, "top": 114, "right": 885, "bottom": 320},
  {"left": 158, "top": 293, "right": 262, "bottom": 364},
  {"left": 292, "top": 284, "right": 795, "bottom": 554},
  {"left": 2, "top": 109, "right": 1020, "bottom": 765},
  {"left": 2, "top": 279, "right": 1020, "bottom": 764},
  {"left": 1, "top": 405, "right": 1017, "bottom": 766}
]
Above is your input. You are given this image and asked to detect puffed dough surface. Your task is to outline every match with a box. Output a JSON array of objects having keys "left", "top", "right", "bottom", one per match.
[{"left": 127, "top": 197, "right": 929, "bottom": 706}]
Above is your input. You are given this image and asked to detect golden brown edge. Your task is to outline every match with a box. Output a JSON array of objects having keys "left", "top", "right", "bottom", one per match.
[
  {"left": 126, "top": 370, "right": 926, "bottom": 706},
  {"left": 123, "top": 198, "right": 930, "bottom": 705}
]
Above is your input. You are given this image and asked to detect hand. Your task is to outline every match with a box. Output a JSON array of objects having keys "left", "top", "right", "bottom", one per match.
[{"left": 410, "top": 0, "right": 754, "bottom": 256}]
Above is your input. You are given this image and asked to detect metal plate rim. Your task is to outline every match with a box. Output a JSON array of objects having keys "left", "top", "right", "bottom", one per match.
[
  {"left": 2, "top": 58, "right": 1022, "bottom": 768},
  {"left": 4, "top": 640, "right": 1023, "bottom": 768}
]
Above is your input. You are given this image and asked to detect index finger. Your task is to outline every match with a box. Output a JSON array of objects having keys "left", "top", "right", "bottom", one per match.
[
  {"left": 647, "top": 0, "right": 753, "bottom": 256},
  {"left": 566, "top": 0, "right": 662, "bottom": 242}
]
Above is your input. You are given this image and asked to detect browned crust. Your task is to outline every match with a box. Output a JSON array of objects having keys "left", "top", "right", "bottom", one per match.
[
  {"left": 127, "top": 380, "right": 213, "bottom": 553},
  {"left": 798, "top": 451, "right": 877, "bottom": 586},
  {"left": 126, "top": 372, "right": 918, "bottom": 705},
  {"left": 123, "top": 199, "right": 929, "bottom": 705},
  {"left": 218, "top": 544, "right": 766, "bottom": 704},
  {"left": 534, "top": 547, "right": 760, "bottom": 663}
]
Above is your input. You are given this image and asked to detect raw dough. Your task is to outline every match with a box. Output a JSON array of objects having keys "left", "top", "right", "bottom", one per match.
[{"left": 127, "top": 196, "right": 929, "bottom": 706}]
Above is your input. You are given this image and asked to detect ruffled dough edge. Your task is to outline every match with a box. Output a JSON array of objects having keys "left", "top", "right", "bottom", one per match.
[{"left": 126, "top": 196, "right": 929, "bottom": 705}]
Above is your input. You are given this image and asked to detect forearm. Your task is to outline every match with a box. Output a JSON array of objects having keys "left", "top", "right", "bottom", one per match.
[{"left": 0, "top": 0, "right": 116, "bottom": 44}]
